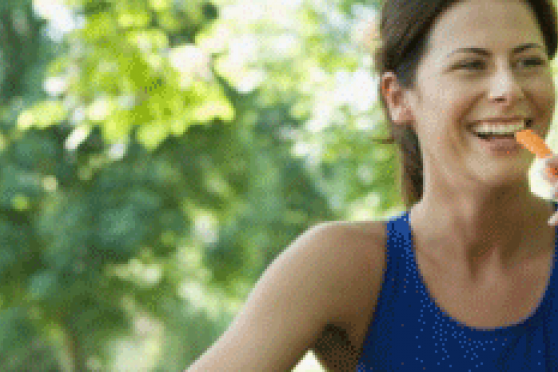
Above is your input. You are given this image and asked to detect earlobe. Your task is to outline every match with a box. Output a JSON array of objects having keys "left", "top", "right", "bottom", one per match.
[{"left": 396, "top": 105, "right": 415, "bottom": 126}]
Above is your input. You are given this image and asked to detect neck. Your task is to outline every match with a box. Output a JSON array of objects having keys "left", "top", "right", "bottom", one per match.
[{"left": 409, "top": 190, "right": 555, "bottom": 281}]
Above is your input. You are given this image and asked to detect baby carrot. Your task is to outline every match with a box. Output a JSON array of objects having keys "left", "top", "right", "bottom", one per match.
[
  {"left": 515, "top": 129, "right": 558, "bottom": 178},
  {"left": 515, "top": 129, "right": 553, "bottom": 157}
]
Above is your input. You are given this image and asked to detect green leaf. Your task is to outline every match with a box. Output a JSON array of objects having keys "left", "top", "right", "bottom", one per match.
[
  {"left": 103, "top": 110, "right": 133, "bottom": 144},
  {"left": 16, "top": 100, "right": 67, "bottom": 130},
  {"left": 29, "top": 271, "right": 58, "bottom": 301},
  {"left": 137, "top": 119, "right": 169, "bottom": 150},
  {"left": 188, "top": 83, "right": 235, "bottom": 123}
]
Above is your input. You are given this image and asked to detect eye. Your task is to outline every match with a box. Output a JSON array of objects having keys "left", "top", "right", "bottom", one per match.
[
  {"left": 517, "top": 57, "right": 545, "bottom": 68},
  {"left": 455, "top": 60, "right": 485, "bottom": 70}
]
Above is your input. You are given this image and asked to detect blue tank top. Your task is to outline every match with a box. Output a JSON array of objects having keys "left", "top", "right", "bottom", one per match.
[{"left": 356, "top": 202, "right": 558, "bottom": 371}]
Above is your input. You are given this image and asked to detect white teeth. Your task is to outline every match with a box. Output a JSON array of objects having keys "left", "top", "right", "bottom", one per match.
[{"left": 472, "top": 120, "right": 527, "bottom": 135}]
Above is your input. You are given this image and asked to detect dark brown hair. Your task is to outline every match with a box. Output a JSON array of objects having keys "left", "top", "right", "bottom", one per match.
[{"left": 372, "top": 0, "right": 558, "bottom": 209}]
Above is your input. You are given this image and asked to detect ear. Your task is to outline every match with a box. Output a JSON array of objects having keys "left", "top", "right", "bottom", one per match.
[{"left": 381, "top": 72, "right": 415, "bottom": 126}]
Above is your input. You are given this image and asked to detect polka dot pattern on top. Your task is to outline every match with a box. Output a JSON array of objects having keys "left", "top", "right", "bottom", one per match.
[{"left": 356, "top": 202, "right": 558, "bottom": 371}]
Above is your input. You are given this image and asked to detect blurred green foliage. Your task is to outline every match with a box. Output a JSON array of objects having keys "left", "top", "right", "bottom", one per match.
[{"left": 7, "top": 0, "right": 541, "bottom": 370}]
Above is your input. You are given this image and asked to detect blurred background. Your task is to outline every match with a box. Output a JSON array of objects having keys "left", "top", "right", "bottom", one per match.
[{"left": 1, "top": 0, "right": 557, "bottom": 370}]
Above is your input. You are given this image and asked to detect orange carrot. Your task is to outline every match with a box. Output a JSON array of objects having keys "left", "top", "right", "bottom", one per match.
[
  {"left": 515, "top": 129, "right": 553, "bottom": 157},
  {"left": 515, "top": 129, "right": 558, "bottom": 178}
]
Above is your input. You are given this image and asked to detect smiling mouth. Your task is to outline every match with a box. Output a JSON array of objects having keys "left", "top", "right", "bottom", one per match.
[{"left": 474, "top": 119, "right": 534, "bottom": 140}]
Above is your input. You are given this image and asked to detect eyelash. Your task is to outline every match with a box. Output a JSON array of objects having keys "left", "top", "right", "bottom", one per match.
[{"left": 456, "top": 57, "right": 545, "bottom": 70}]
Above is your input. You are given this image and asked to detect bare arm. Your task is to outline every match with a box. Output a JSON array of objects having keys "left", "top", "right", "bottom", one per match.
[{"left": 185, "top": 223, "right": 352, "bottom": 372}]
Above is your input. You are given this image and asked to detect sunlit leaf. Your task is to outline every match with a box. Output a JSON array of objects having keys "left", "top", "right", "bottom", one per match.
[
  {"left": 17, "top": 100, "right": 67, "bottom": 130},
  {"left": 137, "top": 119, "right": 169, "bottom": 151}
]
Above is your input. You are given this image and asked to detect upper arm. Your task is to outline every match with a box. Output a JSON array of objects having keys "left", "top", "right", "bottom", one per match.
[{"left": 185, "top": 222, "right": 361, "bottom": 372}]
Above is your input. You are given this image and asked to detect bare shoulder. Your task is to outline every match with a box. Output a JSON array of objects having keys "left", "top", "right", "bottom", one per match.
[
  {"left": 309, "top": 220, "right": 388, "bottom": 372},
  {"left": 186, "top": 219, "right": 387, "bottom": 372},
  {"left": 310, "top": 219, "right": 388, "bottom": 330}
]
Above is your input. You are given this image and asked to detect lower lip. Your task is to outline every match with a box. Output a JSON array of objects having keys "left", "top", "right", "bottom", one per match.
[{"left": 473, "top": 134, "right": 522, "bottom": 155}]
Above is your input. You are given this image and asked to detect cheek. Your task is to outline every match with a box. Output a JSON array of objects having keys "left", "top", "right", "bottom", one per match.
[
  {"left": 415, "top": 88, "right": 474, "bottom": 143},
  {"left": 433, "top": 90, "right": 475, "bottom": 130},
  {"left": 422, "top": 81, "right": 472, "bottom": 119},
  {"left": 533, "top": 79, "right": 556, "bottom": 121},
  {"left": 431, "top": 79, "right": 476, "bottom": 114},
  {"left": 527, "top": 69, "right": 555, "bottom": 110}
]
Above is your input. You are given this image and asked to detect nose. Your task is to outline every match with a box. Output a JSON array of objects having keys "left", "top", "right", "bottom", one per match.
[{"left": 488, "top": 64, "right": 526, "bottom": 105}]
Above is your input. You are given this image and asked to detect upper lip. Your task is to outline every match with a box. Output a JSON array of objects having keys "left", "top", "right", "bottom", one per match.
[{"left": 476, "top": 116, "right": 529, "bottom": 123}]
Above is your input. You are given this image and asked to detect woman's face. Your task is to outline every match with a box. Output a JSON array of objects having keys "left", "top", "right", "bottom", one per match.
[{"left": 396, "top": 0, "right": 556, "bottom": 187}]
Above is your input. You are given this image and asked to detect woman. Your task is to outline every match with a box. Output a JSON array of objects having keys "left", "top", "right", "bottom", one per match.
[{"left": 187, "top": 0, "right": 558, "bottom": 370}]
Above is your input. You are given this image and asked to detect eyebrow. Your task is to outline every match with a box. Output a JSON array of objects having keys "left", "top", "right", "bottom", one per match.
[{"left": 447, "top": 43, "right": 545, "bottom": 58}]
